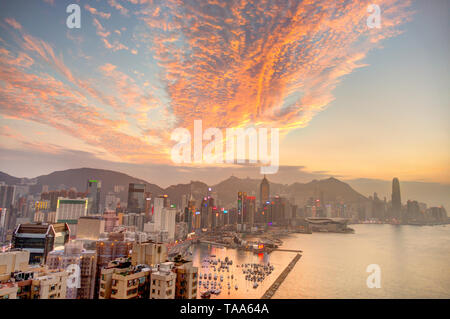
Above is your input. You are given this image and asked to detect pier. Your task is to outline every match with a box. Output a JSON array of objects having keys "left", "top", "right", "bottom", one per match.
[
  {"left": 272, "top": 248, "right": 302, "bottom": 253},
  {"left": 260, "top": 253, "right": 301, "bottom": 299}
]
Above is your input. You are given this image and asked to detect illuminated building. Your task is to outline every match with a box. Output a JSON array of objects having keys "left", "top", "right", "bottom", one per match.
[{"left": 55, "top": 197, "right": 88, "bottom": 237}]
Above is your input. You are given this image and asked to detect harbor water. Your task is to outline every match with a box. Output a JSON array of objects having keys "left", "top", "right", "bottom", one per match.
[{"left": 191, "top": 224, "right": 450, "bottom": 298}]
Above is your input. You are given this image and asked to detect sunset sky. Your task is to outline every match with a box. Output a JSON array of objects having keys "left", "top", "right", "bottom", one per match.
[{"left": 0, "top": 0, "right": 448, "bottom": 198}]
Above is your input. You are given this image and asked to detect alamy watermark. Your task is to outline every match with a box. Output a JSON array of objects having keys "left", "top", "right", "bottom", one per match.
[
  {"left": 366, "top": 264, "right": 381, "bottom": 288},
  {"left": 171, "top": 120, "right": 279, "bottom": 174},
  {"left": 66, "top": 263, "right": 81, "bottom": 289},
  {"left": 367, "top": 4, "right": 381, "bottom": 29},
  {"left": 66, "top": 4, "right": 81, "bottom": 29}
]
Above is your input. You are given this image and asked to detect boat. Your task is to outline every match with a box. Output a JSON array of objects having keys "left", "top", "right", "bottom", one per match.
[
  {"left": 253, "top": 282, "right": 258, "bottom": 288},
  {"left": 220, "top": 275, "right": 223, "bottom": 282},
  {"left": 235, "top": 284, "right": 238, "bottom": 290},
  {"left": 208, "top": 273, "right": 212, "bottom": 280},
  {"left": 201, "top": 291, "right": 211, "bottom": 299}
]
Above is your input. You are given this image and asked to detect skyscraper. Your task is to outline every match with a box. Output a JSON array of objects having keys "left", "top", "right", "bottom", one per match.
[
  {"left": 259, "top": 175, "right": 270, "bottom": 207},
  {"left": 86, "top": 179, "right": 101, "bottom": 215},
  {"left": 127, "top": 183, "right": 146, "bottom": 214},
  {"left": 55, "top": 197, "right": 89, "bottom": 237},
  {"left": 391, "top": 177, "right": 402, "bottom": 220}
]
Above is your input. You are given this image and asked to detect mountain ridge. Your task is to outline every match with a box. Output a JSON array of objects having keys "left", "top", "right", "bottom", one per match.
[{"left": 0, "top": 168, "right": 368, "bottom": 208}]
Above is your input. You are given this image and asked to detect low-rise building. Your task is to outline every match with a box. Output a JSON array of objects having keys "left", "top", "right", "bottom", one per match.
[
  {"left": 31, "top": 269, "right": 67, "bottom": 299},
  {"left": 0, "top": 282, "right": 17, "bottom": 299},
  {"left": 149, "top": 262, "right": 176, "bottom": 299},
  {"left": 99, "top": 258, "right": 150, "bottom": 299}
]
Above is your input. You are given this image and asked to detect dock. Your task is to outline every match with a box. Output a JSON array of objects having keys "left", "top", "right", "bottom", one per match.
[
  {"left": 272, "top": 248, "right": 302, "bottom": 253},
  {"left": 260, "top": 253, "right": 301, "bottom": 299}
]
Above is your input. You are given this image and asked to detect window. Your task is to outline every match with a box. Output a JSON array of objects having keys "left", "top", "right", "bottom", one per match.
[
  {"left": 111, "top": 289, "right": 117, "bottom": 295},
  {"left": 112, "top": 280, "right": 117, "bottom": 286},
  {"left": 167, "top": 289, "right": 172, "bottom": 296},
  {"left": 102, "top": 275, "right": 105, "bottom": 280},
  {"left": 100, "top": 284, "right": 105, "bottom": 289},
  {"left": 127, "top": 288, "right": 137, "bottom": 296}
]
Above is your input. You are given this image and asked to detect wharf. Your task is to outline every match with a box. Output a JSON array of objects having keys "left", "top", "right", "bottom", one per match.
[{"left": 260, "top": 253, "right": 301, "bottom": 299}]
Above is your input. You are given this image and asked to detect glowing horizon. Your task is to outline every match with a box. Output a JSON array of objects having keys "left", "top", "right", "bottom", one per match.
[{"left": 0, "top": 0, "right": 448, "bottom": 185}]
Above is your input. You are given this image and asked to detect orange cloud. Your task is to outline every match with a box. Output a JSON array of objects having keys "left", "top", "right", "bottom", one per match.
[
  {"left": 4, "top": 17, "right": 22, "bottom": 30},
  {"left": 138, "top": 0, "right": 412, "bottom": 134},
  {"left": 85, "top": 4, "right": 111, "bottom": 19},
  {"left": 0, "top": 0, "right": 413, "bottom": 166}
]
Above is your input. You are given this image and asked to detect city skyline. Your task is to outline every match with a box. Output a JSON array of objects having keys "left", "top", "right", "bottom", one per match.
[{"left": 0, "top": 0, "right": 448, "bottom": 189}]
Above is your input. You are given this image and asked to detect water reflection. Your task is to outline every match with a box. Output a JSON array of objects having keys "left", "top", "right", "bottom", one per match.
[
  {"left": 192, "top": 244, "right": 293, "bottom": 299},
  {"left": 192, "top": 224, "right": 450, "bottom": 298}
]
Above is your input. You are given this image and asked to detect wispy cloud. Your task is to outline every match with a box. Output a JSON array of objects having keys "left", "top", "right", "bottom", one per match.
[
  {"left": 0, "top": 0, "right": 413, "bottom": 166},
  {"left": 85, "top": 4, "right": 111, "bottom": 19}
]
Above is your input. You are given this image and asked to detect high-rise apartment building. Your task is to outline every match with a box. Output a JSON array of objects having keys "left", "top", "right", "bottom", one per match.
[
  {"left": 94, "top": 232, "right": 133, "bottom": 298},
  {"left": 127, "top": 183, "right": 146, "bottom": 214},
  {"left": 87, "top": 180, "right": 101, "bottom": 215},
  {"left": 173, "top": 257, "right": 198, "bottom": 299},
  {"left": 149, "top": 262, "right": 176, "bottom": 299},
  {"left": 99, "top": 259, "right": 151, "bottom": 299}
]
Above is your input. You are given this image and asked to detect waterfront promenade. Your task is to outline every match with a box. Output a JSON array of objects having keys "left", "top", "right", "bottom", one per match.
[{"left": 260, "top": 253, "right": 302, "bottom": 299}]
